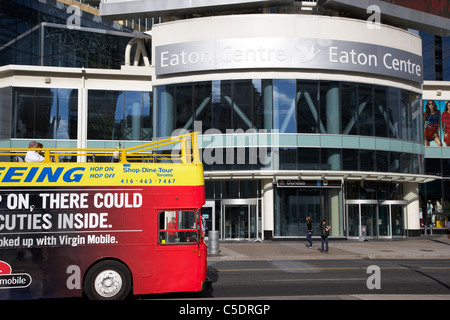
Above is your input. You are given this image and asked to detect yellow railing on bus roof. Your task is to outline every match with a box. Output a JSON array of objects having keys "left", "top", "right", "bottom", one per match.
[{"left": 0, "top": 132, "right": 201, "bottom": 165}]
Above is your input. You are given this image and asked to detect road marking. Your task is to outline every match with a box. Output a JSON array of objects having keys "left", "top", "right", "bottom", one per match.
[
  {"left": 262, "top": 278, "right": 367, "bottom": 282},
  {"left": 217, "top": 266, "right": 450, "bottom": 272}
]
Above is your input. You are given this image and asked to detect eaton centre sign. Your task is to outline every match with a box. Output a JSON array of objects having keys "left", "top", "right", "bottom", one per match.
[{"left": 155, "top": 38, "right": 423, "bottom": 83}]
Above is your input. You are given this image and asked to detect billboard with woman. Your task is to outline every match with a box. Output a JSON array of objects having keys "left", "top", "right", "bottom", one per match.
[{"left": 424, "top": 100, "right": 450, "bottom": 147}]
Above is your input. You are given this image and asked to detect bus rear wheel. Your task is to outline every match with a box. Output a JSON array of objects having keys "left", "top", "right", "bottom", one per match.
[{"left": 84, "top": 260, "right": 132, "bottom": 300}]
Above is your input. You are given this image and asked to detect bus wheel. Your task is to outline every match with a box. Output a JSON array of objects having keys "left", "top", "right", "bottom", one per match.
[{"left": 84, "top": 260, "right": 132, "bottom": 300}]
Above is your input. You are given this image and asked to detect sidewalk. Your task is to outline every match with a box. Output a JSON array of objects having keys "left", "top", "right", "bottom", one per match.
[{"left": 207, "top": 234, "right": 450, "bottom": 261}]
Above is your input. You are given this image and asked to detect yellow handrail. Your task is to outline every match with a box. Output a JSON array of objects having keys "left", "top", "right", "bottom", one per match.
[{"left": 0, "top": 132, "right": 201, "bottom": 165}]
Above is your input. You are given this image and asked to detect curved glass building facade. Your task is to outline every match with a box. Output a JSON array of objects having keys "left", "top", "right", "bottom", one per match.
[
  {"left": 153, "top": 78, "right": 425, "bottom": 239},
  {"left": 148, "top": 13, "right": 433, "bottom": 240},
  {"left": 155, "top": 79, "right": 423, "bottom": 174}
]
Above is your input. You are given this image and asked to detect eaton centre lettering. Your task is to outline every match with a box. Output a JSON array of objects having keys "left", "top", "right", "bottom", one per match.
[{"left": 156, "top": 38, "right": 422, "bottom": 83}]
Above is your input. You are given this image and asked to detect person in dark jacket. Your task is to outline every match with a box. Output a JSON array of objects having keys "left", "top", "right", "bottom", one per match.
[
  {"left": 320, "top": 219, "right": 331, "bottom": 253},
  {"left": 306, "top": 216, "right": 313, "bottom": 249}
]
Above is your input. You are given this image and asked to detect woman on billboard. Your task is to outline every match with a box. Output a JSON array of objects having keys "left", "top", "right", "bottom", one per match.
[
  {"left": 441, "top": 101, "right": 450, "bottom": 147},
  {"left": 424, "top": 100, "right": 442, "bottom": 146}
]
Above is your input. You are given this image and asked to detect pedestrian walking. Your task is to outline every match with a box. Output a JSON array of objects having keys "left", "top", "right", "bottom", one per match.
[
  {"left": 306, "top": 216, "right": 313, "bottom": 249},
  {"left": 320, "top": 219, "right": 331, "bottom": 253}
]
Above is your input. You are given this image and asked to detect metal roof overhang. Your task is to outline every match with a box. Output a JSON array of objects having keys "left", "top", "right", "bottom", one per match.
[
  {"left": 319, "top": 0, "right": 450, "bottom": 36},
  {"left": 100, "top": 0, "right": 292, "bottom": 20},
  {"left": 204, "top": 170, "right": 440, "bottom": 184}
]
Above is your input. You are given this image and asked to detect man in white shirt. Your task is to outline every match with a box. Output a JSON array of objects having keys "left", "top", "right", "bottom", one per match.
[{"left": 25, "top": 141, "right": 45, "bottom": 162}]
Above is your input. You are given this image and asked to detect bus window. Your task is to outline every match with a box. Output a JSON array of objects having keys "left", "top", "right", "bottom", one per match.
[{"left": 159, "top": 210, "right": 199, "bottom": 244}]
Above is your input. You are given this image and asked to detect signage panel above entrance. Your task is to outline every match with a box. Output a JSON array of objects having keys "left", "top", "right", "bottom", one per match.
[
  {"left": 277, "top": 179, "right": 342, "bottom": 188},
  {"left": 155, "top": 37, "right": 423, "bottom": 83}
]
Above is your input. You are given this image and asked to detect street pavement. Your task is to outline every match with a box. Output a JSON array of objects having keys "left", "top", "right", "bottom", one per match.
[{"left": 207, "top": 234, "right": 450, "bottom": 261}]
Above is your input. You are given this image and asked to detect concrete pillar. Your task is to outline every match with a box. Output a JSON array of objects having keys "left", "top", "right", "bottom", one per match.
[
  {"left": 158, "top": 87, "right": 174, "bottom": 137},
  {"left": 262, "top": 179, "right": 274, "bottom": 240},
  {"left": 403, "top": 182, "right": 420, "bottom": 237},
  {"left": 326, "top": 83, "right": 341, "bottom": 170}
]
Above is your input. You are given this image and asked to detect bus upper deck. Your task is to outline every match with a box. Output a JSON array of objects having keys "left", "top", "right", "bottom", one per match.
[{"left": 0, "top": 132, "right": 203, "bottom": 188}]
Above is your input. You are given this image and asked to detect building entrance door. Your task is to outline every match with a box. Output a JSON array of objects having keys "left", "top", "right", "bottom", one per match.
[
  {"left": 391, "top": 205, "right": 405, "bottom": 237},
  {"left": 346, "top": 201, "right": 378, "bottom": 238},
  {"left": 346, "top": 200, "right": 406, "bottom": 238},
  {"left": 221, "top": 199, "right": 259, "bottom": 241}
]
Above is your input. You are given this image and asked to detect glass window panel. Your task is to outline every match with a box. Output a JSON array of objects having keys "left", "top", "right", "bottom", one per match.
[
  {"left": 56, "top": 89, "right": 78, "bottom": 140},
  {"left": 124, "top": 91, "right": 143, "bottom": 140},
  {"left": 113, "top": 92, "right": 125, "bottom": 140},
  {"left": 222, "top": 180, "right": 239, "bottom": 199},
  {"left": 13, "top": 88, "right": 36, "bottom": 139},
  {"left": 34, "top": 88, "right": 55, "bottom": 139},
  {"left": 279, "top": 147, "right": 297, "bottom": 170},
  {"left": 443, "top": 181, "right": 450, "bottom": 208},
  {"left": 88, "top": 90, "right": 121, "bottom": 140},
  {"left": 13, "top": 88, "right": 78, "bottom": 140},
  {"left": 43, "top": 26, "right": 133, "bottom": 69},
  {"left": 374, "top": 87, "right": 388, "bottom": 138},
  {"left": 252, "top": 79, "right": 264, "bottom": 130},
  {"left": 232, "top": 80, "right": 254, "bottom": 131},
  {"left": 193, "top": 82, "right": 212, "bottom": 133},
  {"left": 175, "top": 84, "right": 193, "bottom": 131},
  {"left": 443, "top": 159, "right": 450, "bottom": 177},
  {"left": 400, "top": 90, "right": 412, "bottom": 140},
  {"left": 297, "top": 80, "right": 319, "bottom": 133},
  {"left": 389, "top": 152, "right": 402, "bottom": 173},
  {"left": 358, "top": 85, "right": 374, "bottom": 136},
  {"left": 141, "top": 91, "right": 152, "bottom": 140},
  {"left": 157, "top": 85, "right": 175, "bottom": 137},
  {"left": 230, "top": 147, "right": 254, "bottom": 171},
  {"left": 320, "top": 81, "right": 340, "bottom": 135},
  {"left": 376, "top": 150, "right": 389, "bottom": 172},
  {"left": 212, "top": 80, "right": 231, "bottom": 132},
  {"left": 343, "top": 149, "right": 359, "bottom": 171},
  {"left": 341, "top": 82, "right": 358, "bottom": 135},
  {"left": 412, "top": 154, "right": 423, "bottom": 175},
  {"left": 240, "top": 180, "right": 258, "bottom": 198},
  {"left": 346, "top": 182, "right": 360, "bottom": 199},
  {"left": 347, "top": 204, "right": 360, "bottom": 237},
  {"left": 151, "top": 79, "right": 421, "bottom": 143},
  {"left": 274, "top": 187, "right": 297, "bottom": 237},
  {"left": 159, "top": 210, "right": 198, "bottom": 244},
  {"left": 297, "top": 189, "right": 322, "bottom": 236},
  {"left": 390, "top": 183, "right": 403, "bottom": 200},
  {"left": 205, "top": 181, "right": 215, "bottom": 199},
  {"left": 388, "top": 87, "right": 401, "bottom": 139},
  {"left": 425, "top": 158, "right": 441, "bottom": 176},
  {"left": 275, "top": 187, "right": 322, "bottom": 237},
  {"left": 299, "top": 148, "right": 319, "bottom": 170},
  {"left": 360, "top": 149, "right": 375, "bottom": 171},
  {"left": 0, "top": 88, "right": 12, "bottom": 140},
  {"left": 322, "top": 148, "right": 342, "bottom": 171},
  {"left": 410, "top": 92, "right": 422, "bottom": 143},
  {"left": 261, "top": 79, "right": 273, "bottom": 132},
  {"left": 273, "top": 79, "right": 296, "bottom": 133},
  {"left": 402, "top": 153, "right": 412, "bottom": 173}
]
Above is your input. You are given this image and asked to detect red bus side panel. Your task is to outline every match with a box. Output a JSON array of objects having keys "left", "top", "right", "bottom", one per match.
[{"left": 0, "top": 185, "right": 205, "bottom": 299}]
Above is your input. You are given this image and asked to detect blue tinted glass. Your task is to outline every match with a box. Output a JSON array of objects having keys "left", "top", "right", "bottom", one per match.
[{"left": 273, "top": 79, "right": 296, "bottom": 133}]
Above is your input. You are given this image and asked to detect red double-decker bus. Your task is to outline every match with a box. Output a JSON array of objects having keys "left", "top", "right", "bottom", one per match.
[{"left": 0, "top": 133, "right": 209, "bottom": 300}]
